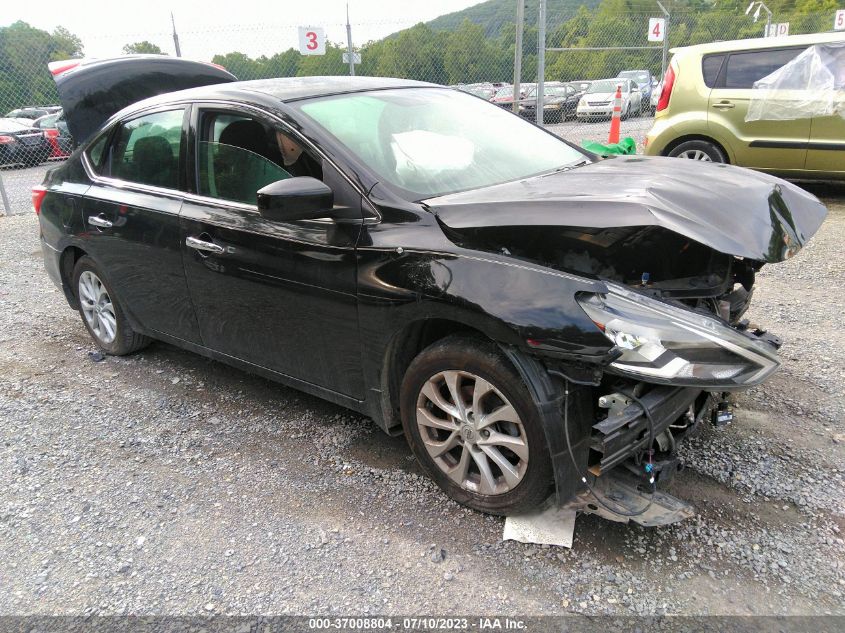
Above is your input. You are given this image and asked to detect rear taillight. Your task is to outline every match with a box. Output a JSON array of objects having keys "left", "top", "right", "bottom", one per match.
[
  {"left": 48, "top": 59, "right": 81, "bottom": 76},
  {"left": 32, "top": 186, "right": 47, "bottom": 215},
  {"left": 0, "top": 135, "right": 14, "bottom": 144},
  {"left": 656, "top": 65, "right": 676, "bottom": 113}
]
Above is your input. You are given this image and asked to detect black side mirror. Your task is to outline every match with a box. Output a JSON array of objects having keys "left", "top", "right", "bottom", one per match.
[{"left": 257, "top": 177, "right": 334, "bottom": 222}]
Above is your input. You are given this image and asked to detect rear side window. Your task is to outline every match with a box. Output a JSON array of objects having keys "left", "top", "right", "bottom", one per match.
[
  {"left": 106, "top": 109, "right": 184, "bottom": 190},
  {"left": 723, "top": 48, "right": 805, "bottom": 89},
  {"left": 701, "top": 55, "right": 724, "bottom": 88},
  {"left": 86, "top": 134, "right": 108, "bottom": 171}
]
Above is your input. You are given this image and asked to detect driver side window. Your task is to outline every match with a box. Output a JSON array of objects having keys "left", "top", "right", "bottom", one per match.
[{"left": 198, "top": 113, "right": 292, "bottom": 205}]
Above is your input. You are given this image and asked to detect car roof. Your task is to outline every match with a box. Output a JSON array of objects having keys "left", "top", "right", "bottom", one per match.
[
  {"left": 0, "top": 118, "right": 33, "bottom": 130},
  {"left": 121, "top": 76, "right": 443, "bottom": 117},
  {"left": 200, "top": 76, "right": 438, "bottom": 103},
  {"left": 671, "top": 31, "right": 845, "bottom": 56}
]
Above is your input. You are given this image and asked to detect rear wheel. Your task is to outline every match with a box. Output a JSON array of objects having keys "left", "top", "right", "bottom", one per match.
[
  {"left": 73, "top": 256, "right": 150, "bottom": 356},
  {"left": 400, "top": 336, "right": 553, "bottom": 515},
  {"left": 668, "top": 140, "right": 726, "bottom": 163}
]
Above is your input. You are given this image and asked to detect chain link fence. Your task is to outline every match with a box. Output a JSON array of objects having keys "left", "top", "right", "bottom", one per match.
[{"left": 0, "top": 6, "right": 837, "bottom": 215}]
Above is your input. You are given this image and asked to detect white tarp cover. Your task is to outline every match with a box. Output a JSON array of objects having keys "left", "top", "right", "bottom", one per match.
[{"left": 746, "top": 43, "right": 845, "bottom": 122}]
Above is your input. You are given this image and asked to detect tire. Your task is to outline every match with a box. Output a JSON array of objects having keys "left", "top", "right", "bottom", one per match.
[
  {"left": 667, "top": 140, "right": 726, "bottom": 163},
  {"left": 72, "top": 256, "right": 150, "bottom": 356},
  {"left": 620, "top": 103, "right": 630, "bottom": 121},
  {"left": 400, "top": 335, "right": 553, "bottom": 515}
]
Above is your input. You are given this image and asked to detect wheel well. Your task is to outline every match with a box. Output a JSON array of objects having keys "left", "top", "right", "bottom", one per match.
[
  {"left": 59, "top": 246, "right": 86, "bottom": 308},
  {"left": 662, "top": 135, "right": 730, "bottom": 163},
  {"left": 379, "top": 319, "right": 490, "bottom": 432}
]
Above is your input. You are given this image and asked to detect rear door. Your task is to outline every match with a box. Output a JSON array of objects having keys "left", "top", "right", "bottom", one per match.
[
  {"left": 807, "top": 107, "right": 845, "bottom": 174},
  {"left": 708, "top": 46, "right": 810, "bottom": 171},
  {"left": 80, "top": 106, "right": 202, "bottom": 343},
  {"left": 807, "top": 45, "right": 845, "bottom": 174}
]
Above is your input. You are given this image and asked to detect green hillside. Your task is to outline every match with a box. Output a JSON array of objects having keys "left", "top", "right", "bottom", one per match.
[{"left": 426, "top": 0, "right": 602, "bottom": 37}]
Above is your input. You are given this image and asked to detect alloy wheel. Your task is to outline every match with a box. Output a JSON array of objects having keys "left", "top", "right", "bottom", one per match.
[
  {"left": 78, "top": 270, "right": 117, "bottom": 344},
  {"left": 677, "top": 149, "right": 713, "bottom": 161},
  {"left": 415, "top": 370, "right": 529, "bottom": 496}
]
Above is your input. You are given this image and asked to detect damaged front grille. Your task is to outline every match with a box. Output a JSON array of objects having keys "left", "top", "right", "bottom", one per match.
[{"left": 591, "top": 385, "right": 707, "bottom": 472}]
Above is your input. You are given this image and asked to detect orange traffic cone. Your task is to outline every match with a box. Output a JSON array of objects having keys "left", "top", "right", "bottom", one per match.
[{"left": 607, "top": 85, "right": 623, "bottom": 144}]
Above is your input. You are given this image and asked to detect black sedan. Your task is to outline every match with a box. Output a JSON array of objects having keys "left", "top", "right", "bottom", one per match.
[
  {"left": 0, "top": 117, "right": 52, "bottom": 166},
  {"left": 520, "top": 82, "right": 584, "bottom": 123},
  {"left": 37, "top": 57, "right": 826, "bottom": 521}
]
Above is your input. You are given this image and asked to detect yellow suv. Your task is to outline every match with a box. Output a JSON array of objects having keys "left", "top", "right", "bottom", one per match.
[{"left": 645, "top": 32, "right": 845, "bottom": 180}]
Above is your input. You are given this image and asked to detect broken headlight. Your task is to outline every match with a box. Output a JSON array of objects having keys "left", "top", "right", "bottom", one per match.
[{"left": 576, "top": 283, "right": 780, "bottom": 388}]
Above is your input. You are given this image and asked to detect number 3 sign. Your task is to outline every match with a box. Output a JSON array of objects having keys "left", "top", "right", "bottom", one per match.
[
  {"left": 648, "top": 18, "right": 665, "bottom": 42},
  {"left": 298, "top": 26, "right": 326, "bottom": 55}
]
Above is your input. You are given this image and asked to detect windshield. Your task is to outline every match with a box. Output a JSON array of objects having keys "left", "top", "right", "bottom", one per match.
[
  {"left": 297, "top": 88, "right": 586, "bottom": 200},
  {"left": 588, "top": 80, "right": 626, "bottom": 94},
  {"left": 546, "top": 85, "right": 570, "bottom": 96},
  {"left": 619, "top": 71, "right": 649, "bottom": 84}
]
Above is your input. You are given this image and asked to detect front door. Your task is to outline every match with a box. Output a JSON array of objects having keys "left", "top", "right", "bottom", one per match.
[
  {"left": 180, "top": 106, "right": 366, "bottom": 398},
  {"left": 709, "top": 46, "right": 810, "bottom": 172}
]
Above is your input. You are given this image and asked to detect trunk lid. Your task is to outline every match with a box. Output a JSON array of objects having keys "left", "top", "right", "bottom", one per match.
[
  {"left": 49, "top": 55, "right": 236, "bottom": 143},
  {"left": 424, "top": 155, "right": 827, "bottom": 263}
]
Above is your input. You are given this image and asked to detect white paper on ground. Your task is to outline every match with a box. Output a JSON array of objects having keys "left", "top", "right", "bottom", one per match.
[{"left": 502, "top": 506, "right": 577, "bottom": 548}]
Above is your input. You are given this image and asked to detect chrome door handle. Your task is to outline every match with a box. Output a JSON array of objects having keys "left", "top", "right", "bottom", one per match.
[
  {"left": 712, "top": 102, "right": 735, "bottom": 109},
  {"left": 87, "top": 215, "right": 113, "bottom": 228},
  {"left": 186, "top": 236, "right": 224, "bottom": 254}
]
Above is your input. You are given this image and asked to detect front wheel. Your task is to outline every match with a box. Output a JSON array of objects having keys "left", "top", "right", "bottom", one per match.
[
  {"left": 400, "top": 336, "right": 553, "bottom": 515},
  {"left": 667, "top": 140, "right": 726, "bottom": 163},
  {"left": 73, "top": 256, "right": 150, "bottom": 356}
]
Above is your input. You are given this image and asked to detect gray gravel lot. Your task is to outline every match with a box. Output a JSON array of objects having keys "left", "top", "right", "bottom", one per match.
[{"left": 0, "top": 184, "right": 843, "bottom": 617}]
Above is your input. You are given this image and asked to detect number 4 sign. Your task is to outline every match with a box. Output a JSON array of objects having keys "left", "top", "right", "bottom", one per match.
[
  {"left": 836, "top": 10, "right": 845, "bottom": 31},
  {"left": 298, "top": 26, "right": 326, "bottom": 55},
  {"left": 648, "top": 18, "right": 665, "bottom": 43}
]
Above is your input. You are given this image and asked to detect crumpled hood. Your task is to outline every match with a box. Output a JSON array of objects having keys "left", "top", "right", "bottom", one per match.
[{"left": 424, "top": 156, "right": 827, "bottom": 263}]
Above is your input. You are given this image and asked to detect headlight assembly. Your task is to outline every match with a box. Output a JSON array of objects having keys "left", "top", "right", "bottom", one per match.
[{"left": 576, "top": 283, "right": 780, "bottom": 388}]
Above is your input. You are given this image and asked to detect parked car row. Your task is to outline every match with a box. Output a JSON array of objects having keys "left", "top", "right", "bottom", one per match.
[
  {"left": 1, "top": 106, "right": 72, "bottom": 167},
  {"left": 454, "top": 71, "right": 659, "bottom": 124}
]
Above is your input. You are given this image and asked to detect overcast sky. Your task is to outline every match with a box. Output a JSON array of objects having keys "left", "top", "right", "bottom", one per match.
[{"left": 3, "top": 0, "right": 484, "bottom": 59}]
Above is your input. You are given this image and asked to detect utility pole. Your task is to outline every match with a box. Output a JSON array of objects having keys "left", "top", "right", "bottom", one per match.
[
  {"left": 346, "top": 3, "right": 355, "bottom": 76},
  {"left": 513, "top": 0, "right": 524, "bottom": 114},
  {"left": 656, "top": 1, "right": 669, "bottom": 81},
  {"left": 535, "top": 0, "right": 546, "bottom": 125},
  {"left": 746, "top": 2, "right": 773, "bottom": 37},
  {"left": 171, "top": 13, "right": 182, "bottom": 57}
]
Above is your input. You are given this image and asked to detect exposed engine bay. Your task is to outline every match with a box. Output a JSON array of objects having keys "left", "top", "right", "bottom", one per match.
[{"left": 446, "top": 223, "right": 761, "bottom": 325}]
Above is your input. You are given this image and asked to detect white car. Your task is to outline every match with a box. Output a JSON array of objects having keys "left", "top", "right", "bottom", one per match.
[{"left": 576, "top": 78, "right": 642, "bottom": 120}]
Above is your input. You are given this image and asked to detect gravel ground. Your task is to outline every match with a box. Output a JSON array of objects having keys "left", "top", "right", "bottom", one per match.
[{"left": 0, "top": 184, "right": 843, "bottom": 618}]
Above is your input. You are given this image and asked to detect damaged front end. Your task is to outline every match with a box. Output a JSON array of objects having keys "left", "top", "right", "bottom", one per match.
[{"left": 425, "top": 157, "right": 827, "bottom": 526}]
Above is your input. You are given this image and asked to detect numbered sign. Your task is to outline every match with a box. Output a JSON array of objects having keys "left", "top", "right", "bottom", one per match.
[
  {"left": 298, "top": 26, "right": 326, "bottom": 55},
  {"left": 648, "top": 18, "right": 665, "bottom": 43},
  {"left": 836, "top": 10, "right": 845, "bottom": 31},
  {"left": 766, "top": 22, "right": 790, "bottom": 37}
]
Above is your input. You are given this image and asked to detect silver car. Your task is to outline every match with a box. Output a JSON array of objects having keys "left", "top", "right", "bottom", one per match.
[{"left": 576, "top": 78, "right": 642, "bottom": 120}]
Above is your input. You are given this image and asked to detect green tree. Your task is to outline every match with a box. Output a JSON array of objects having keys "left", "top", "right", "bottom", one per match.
[
  {"left": 122, "top": 41, "right": 165, "bottom": 55},
  {"left": 212, "top": 51, "right": 261, "bottom": 80},
  {"left": 0, "top": 21, "right": 84, "bottom": 110}
]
